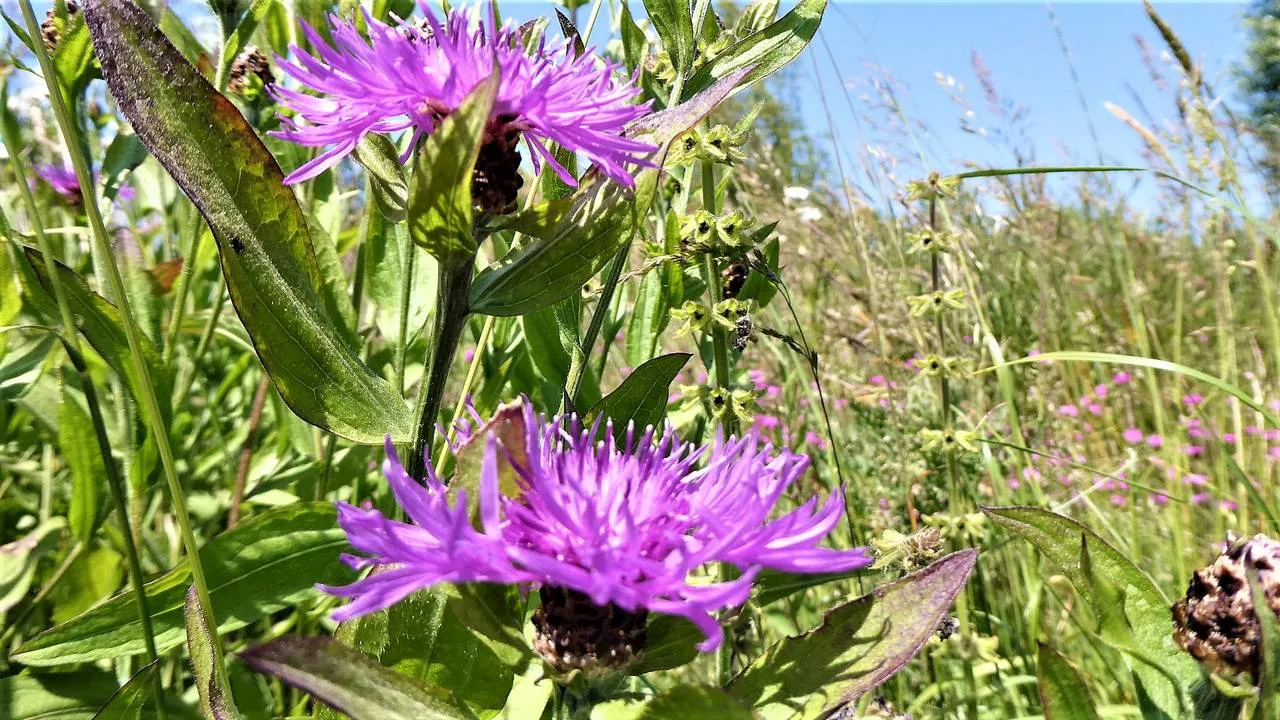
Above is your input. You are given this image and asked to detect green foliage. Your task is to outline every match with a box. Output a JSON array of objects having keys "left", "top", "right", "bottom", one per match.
[{"left": 83, "top": 0, "right": 413, "bottom": 443}]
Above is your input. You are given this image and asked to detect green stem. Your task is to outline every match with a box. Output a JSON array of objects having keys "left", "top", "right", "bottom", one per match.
[
  {"left": 161, "top": 208, "right": 201, "bottom": 365},
  {"left": 21, "top": 0, "right": 225, "bottom": 673},
  {"left": 697, "top": 159, "right": 737, "bottom": 687},
  {"left": 563, "top": 244, "right": 629, "bottom": 410},
  {"left": 174, "top": 286, "right": 227, "bottom": 400},
  {"left": 435, "top": 315, "right": 496, "bottom": 476},
  {"left": 395, "top": 227, "right": 418, "bottom": 397},
  {"left": 1, "top": 73, "right": 166, "bottom": 718},
  {"left": 405, "top": 259, "right": 474, "bottom": 482}
]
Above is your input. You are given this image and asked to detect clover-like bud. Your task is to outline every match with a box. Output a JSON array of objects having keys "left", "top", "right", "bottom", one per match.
[
  {"left": 906, "top": 170, "right": 960, "bottom": 202},
  {"left": 906, "top": 229, "right": 958, "bottom": 255},
  {"left": 907, "top": 290, "right": 966, "bottom": 317},
  {"left": 919, "top": 427, "right": 979, "bottom": 453},
  {"left": 672, "top": 124, "right": 748, "bottom": 166},
  {"left": 1172, "top": 533, "right": 1280, "bottom": 680},
  {"left": 680, "top": 209, "right": 754, "bottom": 255}
]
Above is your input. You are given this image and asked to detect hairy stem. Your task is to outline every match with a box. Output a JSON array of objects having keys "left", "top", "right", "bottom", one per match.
[{"left": 406, "top": 259, "right": 474, "bottom": 482}]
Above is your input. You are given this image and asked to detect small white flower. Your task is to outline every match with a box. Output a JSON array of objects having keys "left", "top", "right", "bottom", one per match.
[
  {"left": 783, "top": 186, "right": 811, "bottom": 202},
  {"left": 796, "top": 205, "right": 822, "bottom": 223}
]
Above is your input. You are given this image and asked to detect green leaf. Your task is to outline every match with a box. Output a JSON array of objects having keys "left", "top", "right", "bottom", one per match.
[
  {"left": 682, "top": 0, "right": 827, "bottom": 101},
  {"left": 983, "top": 506, "right": 1199, "bottom": 719},
  {"left": 752, "top": 568, "right": 864, "bottom": 608},
  {"left": 619, "top": 2, "right": 647, "bottom": 74},
  {"left": 735, "top": 0, "right": 781, "bottom": 35},
  {"left": 0, "top": 670, "right": 118, "bottom": 720},
  {"left": 50, "top": 546, "right": 123, "bottom": 624},
  {"left": 585, "top": 353, "right": 690, "bottom": 436},
  {"left": 83, "top": 0, "right": 412, "bottom": 443},
  {"left": 239, "top": 636, "right": 472, "bottom": 720},
  {"left": 1037, "top": 643, "right": 1100, "bottom": 720},
  {"left": 407, "top": 72, "right": 499, "bottom": 267},
  {"left": 186, "top": 586, "right": 244, "bottom": 720},
  {"left": 19, "top": 246, "right": 173, "bottom": 425},
  {"left": 488, "top": 198, "right": 573, "bottom": 240},
  {"left": 625, "top": 615, "right": 702, "bottom": 676},
  {"left": 100, "top": 132, "right": 147, "bottom": 201},
  {"left": 59, "top": 386, "right": 104, "bottom": 545},
  {"left": 325, "top": 584, "right": 520, "bottom": 720},
  {"left": 641, "top": 686, "right": 754, "bottom": 719},
  {"left": 355, "top": 134, "right": 408, "bottom": 222},
  {"left": 1251, "top": 558, "right": 1280, "bottom": 719},
  {"left": 625, "top": 270, "right": 671, "bottom": 368},
  {"left": 469, "top": 68, "right": 752, "bottom": 316},
  {"left": 986, "top": 350, "right": 1280, "bottom": 429},
  {"left": 218, "top": 0, "right": 276, "bottom": 83},
  {"left": 0, "top": 519, "right": 66, "bottom": 614},
  {"left": 54, "top": 11, "right": 98, "bottom": 98},
  {"left": 643, "top": 0, "right": 696, "bottom": 78},
  {"left": 92, "top": 662, "right": 157, "bottom": 720},
  {"left": 369, "top": 213, "right": 435, "bottom": 344},
  {"left": 728, "top": 550, "right": 977, "bottom": 720},
  {"left": 13, "top": 503, "right": 354, "bottom": 666},
  {"left": 495, "top": 656, "right": 552, "bottom": 720}
]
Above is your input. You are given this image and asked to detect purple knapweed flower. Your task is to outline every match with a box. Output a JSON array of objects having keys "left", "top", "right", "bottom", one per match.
[
  {"left": 35, "top": 165, "right": 82, "bottom": 203},
  {"left": 1146, "top": 434, "right": 1164, "bottom": 449},
  {"left": 1183, "top": 393, "right": 1204, "bottom": 407},
  {"left": 1122, "top": 427, "right": 1144, "bottom": 444},
  {"left": 1112, "top": 371, "right": 1131, "bottom": 385},
  {"left": 271, "top": 4, "right": 654, "bottom": 190},
  {"left": 1057, "top": 404, "right": 1079, "bottom": 418},
  {"left": 322, "top": 405, "right": 869, "bottom": 661}
]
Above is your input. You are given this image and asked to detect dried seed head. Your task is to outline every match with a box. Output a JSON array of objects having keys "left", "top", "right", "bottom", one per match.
[
  {"left": 41, "top": 1, "right": 79, "bottom": 54},
  {"left": 227, "top": 46, "right": 275, "bottom": 99},
  {"left": 722, "top": 261, "right": 750, "bottom": 299},
  {"left": 1172, "top": 533, "right": 1280, "bottom": 678},
  {"left": 532, "top": 586, "right": 648, "bottom": 677}
]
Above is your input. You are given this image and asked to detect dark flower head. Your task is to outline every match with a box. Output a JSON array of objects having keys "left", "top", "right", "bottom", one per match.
[
  {"left": 322, "top": 403, "right": 870, "bottom": 656},
  {"left": 271, "top": 3, "right": 656, "bottom": 189}
]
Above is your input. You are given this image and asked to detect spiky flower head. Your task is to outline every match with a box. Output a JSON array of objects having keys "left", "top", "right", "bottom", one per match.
[
  {"left": 323, "top": 403, "right": 869, "bottom": 669},
  {"left": 1173, "top": 533, "right": 1280, "bottom": 679},
  {"left": 271, "top": 3, "right": 656, "bottom": 194}
]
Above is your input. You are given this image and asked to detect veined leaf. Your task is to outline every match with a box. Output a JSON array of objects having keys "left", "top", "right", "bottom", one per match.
[
  {"left": 1037, "top": 643, "right": 1100, "bottom": 720},
  {"left": 586, "top": 353, "right": 690, "bottom": 437},
  {"left": 59, "top": 385, "right": 105, "bottom": 545},
  {"left": 728, "top": 550, "right": 977, "bottom": 720},
  {"left": 984, "top": 506, "right": 1200, "bottom": 719},
  {"left": 323, "top": 583, "right": 520, "bottom": 720},
  {"left": 91, "top": 662, "right": 158, "bottom": 720},
  {"left": 682, "top": 0, "right": 826, "bottom": 101},
  {"left": 82, "top": 0, "right": 412, "bottom": 443},
  {"left": 19, "top": 246, "right": 172, "bottom": 424},
  {"left": 13, "top": 503, "right": 354, "bottom": 666},
  {"left": 643, "top": 0, "right": 696, "bottom": 78},
  {"left": 407, "top": 72, "right": 498, "bottom": 267},
  {"left": 239, "top": 636, "right": 472, "bottom": 720},
  {"left": 0, "top": 670, "right": 118, "bottom": 720},
  {"left": 354, "top": 134, "right": 408, "bottom": 222}
]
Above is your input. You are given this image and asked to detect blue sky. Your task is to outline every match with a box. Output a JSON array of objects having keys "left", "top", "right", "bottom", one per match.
[
  {"left": 792, "top": 2, "right": 1249, "bottom": 206},
  {"left": 6, "top": 1, "right": 1251, "bottom": 210}
]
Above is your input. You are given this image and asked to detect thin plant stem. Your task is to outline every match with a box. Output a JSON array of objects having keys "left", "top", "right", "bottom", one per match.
[
  {"left": 564, "top": 244, "right": 629, "bottom": 409},
  {"left": 435, "top": 315, "right": 496, "bottom": 476},
  {"left": 161, "top": 210, "right": 201, "bottom": 364},
  {"left": 2, "top": 103, "right": 168, "bottom": 715},
  {"left": 174, "top": 286, "right": 228, "bottom": 400},
  {"left": 20, "top": 0, "right": 225, "bottom": 672}
]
